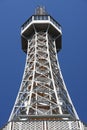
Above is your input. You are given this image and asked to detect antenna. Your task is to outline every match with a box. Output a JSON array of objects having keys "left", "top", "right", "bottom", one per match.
[{"left": 35, "top": 6, "right": 47, "bottom": 15}]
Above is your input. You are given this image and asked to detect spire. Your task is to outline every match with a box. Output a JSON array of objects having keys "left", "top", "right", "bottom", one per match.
[{"left": 35, "top": 6, "right": 47, "bottom": 15}]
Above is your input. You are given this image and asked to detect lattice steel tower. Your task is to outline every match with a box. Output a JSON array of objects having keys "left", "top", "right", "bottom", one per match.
[
  {"left": 10, "top": 6, "right": 79, "bottom": 120},
  {"left": 1, "top": 7, "right": 86, "bottom": 130}
]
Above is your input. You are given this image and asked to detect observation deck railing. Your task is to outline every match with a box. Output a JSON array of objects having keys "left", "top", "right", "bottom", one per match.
[{"left": 21, "top": 15, "right": 61, "bottom": 32}]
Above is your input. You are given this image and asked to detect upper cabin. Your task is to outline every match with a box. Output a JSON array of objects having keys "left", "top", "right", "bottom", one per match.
[{"left": 21, "top": 7, "right": 62, "bottom": 53}]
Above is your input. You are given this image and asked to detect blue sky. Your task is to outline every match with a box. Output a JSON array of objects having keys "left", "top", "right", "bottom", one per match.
[{"left": 0, "top": 0, "right": 87, "bottom": 127}]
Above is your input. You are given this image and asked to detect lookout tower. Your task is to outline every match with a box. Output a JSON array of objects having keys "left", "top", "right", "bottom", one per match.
[
  {"left": 10, "top": 6, "right": 77, "bottom": 120},
  {"left": 1, "top": 7, "right": 86, "bottom": 130}
]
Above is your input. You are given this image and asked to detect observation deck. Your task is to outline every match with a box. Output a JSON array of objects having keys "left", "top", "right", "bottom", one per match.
[{"left": 21, "top": 8, "right": 62, "bottom": 53}]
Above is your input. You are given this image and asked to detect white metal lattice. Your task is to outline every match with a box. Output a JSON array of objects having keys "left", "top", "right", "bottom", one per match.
[{"left": 9, "top": 31, "right": 78, "bottom": 121}]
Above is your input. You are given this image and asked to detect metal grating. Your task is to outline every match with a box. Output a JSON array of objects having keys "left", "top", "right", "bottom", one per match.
[
  {"left": 1, "top": 120, "right": 85, "bottom": 130},
  {"left": 13, "top": 121, "right": 43, "bottom": 130},
  {"left": 47, "top": 120, "right": 81, "bottom": 130},
  {"left": 48, "top": 121, "right": 69, "bottom": 130}
]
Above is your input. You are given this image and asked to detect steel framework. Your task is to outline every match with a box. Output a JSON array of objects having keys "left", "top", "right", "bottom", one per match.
[
  {"left": 9, "top": 31, "right": 78, "bottom": 121},
  {"left": 1, "top": 7, "right": 86, "bottom": 130}
]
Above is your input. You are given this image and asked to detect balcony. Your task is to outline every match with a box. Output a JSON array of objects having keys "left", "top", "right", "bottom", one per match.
[
  {"left": 21, "top": 15, "right": 62, "bottom": 53},
  {"left": 21, "top": 15, "right": 61, "bottom": 33}
]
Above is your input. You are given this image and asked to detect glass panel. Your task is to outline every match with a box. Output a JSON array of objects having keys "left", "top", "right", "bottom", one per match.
[
  {"left": 34, "top": 15, "right": 48, "bottom": 20},
  {"left": 34, "top": 16, "right": 38, "bottom": 20}
]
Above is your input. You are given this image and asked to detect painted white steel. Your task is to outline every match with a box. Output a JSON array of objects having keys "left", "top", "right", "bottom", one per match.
[
  {"left": 9, "top": 31, "right": 79, "bottom": 120},
  {"left": 21, "top": 20, "right": 62, "bottom": 35}
]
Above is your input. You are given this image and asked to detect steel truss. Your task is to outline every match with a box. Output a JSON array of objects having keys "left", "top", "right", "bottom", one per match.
[{"left": 9, "top": 31, "right": 79, "bottom": 121}]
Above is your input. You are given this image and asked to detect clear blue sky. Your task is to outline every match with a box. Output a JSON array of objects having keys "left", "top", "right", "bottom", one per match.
[{"left": 0, "top": 0, "right": 87, "bottom": 128}]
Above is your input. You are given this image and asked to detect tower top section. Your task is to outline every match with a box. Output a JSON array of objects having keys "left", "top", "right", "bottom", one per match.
[
  {"left": 35, "top": 6, "right": 47, "bottom": 15},
  {"left": 21, "top": 7, "right": 62, "bottom": 53}
]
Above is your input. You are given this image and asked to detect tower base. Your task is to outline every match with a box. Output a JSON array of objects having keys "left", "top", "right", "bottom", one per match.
[{"left": 1, "top": 117, "right": 86, "bottom": 130}]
